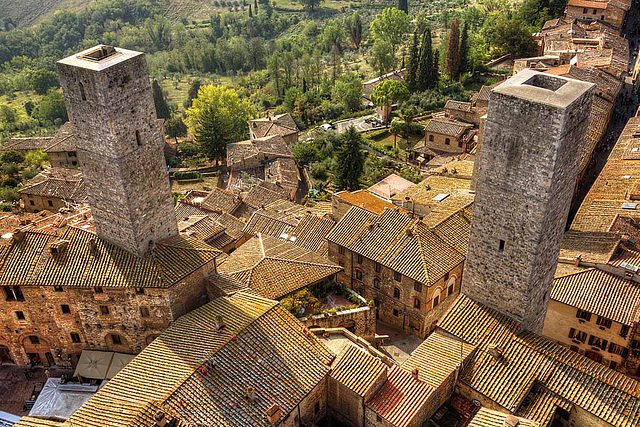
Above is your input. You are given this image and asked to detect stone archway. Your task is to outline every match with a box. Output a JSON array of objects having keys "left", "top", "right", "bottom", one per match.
[
  {"left": 0, "top": 345, "right": 14, "bottom": 364},
  {"left": 21, "top": 335, "right": 53, "bottom": 367}
]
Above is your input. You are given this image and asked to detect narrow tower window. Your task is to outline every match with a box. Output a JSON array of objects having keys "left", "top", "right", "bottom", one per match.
[
  {"left": 499, "top": 239, "right": 505, "bottom": 252},
  {"left": 135, "top": 130, "right": 142, "bottom": 146},
  {"left": 79, "top": 83, "right": 86, "bottom": 101}
]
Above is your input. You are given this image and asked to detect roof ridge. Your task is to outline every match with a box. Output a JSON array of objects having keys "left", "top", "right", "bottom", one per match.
[
  {"left": 553, "top": 267, "right": 597, "bottom": 280},
  {"left": 262, "top": 256, "right": 342, "bottom": 270}
]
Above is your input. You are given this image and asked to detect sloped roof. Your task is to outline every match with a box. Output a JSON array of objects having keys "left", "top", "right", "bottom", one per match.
[
  {"left": 567, "top": 0, "right": 607, "bottom": 8},
  {"left": 467, "top": 408, "right": 539, "bottom": 427},
  {"left": 45, "top": 122, "right": 77, "bottom": 153},
  {"left": 243, "top": 181, "right": 291, "bottom": 210},
  {"left": 249, "top": 113, "right": 299, "bottom": 139},
  {"left": 326, "top": 207, "right": 464, "bottom": 285},
  {"left": 178, "top": 215, "right": 226, "bottom": 242},
  {"left": 430, "top": 207, "right": 472, "bottom": 255},
  {"left": 200, "top": 187, "right": 242, "bottom": 214},
  {"left": 56, "top": 293, "right": 332, "bottom": 427},
  {"left": 445, "top": 100, "right": 474, "bottom": 113},
  {"left": 19, "top": 168, "right": 86, "bottom": 202},
  {"left": 365, "top": 365, "right": 435, "bottom": 427},
  {"left": 334, "top": 189, "right": 398, "bottom": 215},
  {"left": 331, "top": 345, "right": 387, "bottom": 397},
  {"left": 2, "top": 136, "right": 54, "bottom": 152},
  {"left": 0, "top": 226, "right": 220, "bottom": 288},
  {"left": 265, "top": 157, "right": 299, "bottom": 190},
  {"left": 425, "top": 118, "right": 474, "bottom": 138},
  {"left": 368, "top": 174, "right": 415, "bottom": 200},
  {"left": 558, "top": 230, "right": 619, "bottom": 264},
  {"left": 437, "top": 294, "right": 640, "bottom": 427},
  {"left": 552, "top": 268, "right": 640, "bottom": 326},
  {"left": 218, "top": 233, "right": 343, "bottom": 299}
]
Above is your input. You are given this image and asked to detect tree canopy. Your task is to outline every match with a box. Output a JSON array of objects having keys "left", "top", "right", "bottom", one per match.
[
  {"left": 370, "top": 8, "right": 410, "bottom": 59},
  {"left": 335, "top": 127, "right": 365, "bottom": 191}
]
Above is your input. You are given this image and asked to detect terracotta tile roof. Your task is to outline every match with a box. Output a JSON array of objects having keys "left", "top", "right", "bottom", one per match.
[
  {"left": 445, "top": 100, "right": 474, "bottom": 113},
  {"left": 432, "top": 159, "right": 475, "bottom": 178},
  {"left": 290, "top": 213, "right": 335, "bottom": 256},
  {"left": 474, "top": 81, "right": 506, "bottom": 103},
  {"left": 45, "top": 122, "right": 77, "bottom": 153},
  {"left": 13, "top": 418, "right": 63, "bottom": 427},
  {"left": 367, "top": 174, "right": 415, "bottom": 200},
  {"left": 334, "top": 190, "right": 397, "bottom": 215},
  {"left": 552, "top": 268, "right": 640, "bottom": 325},
  {"left": 218, "top": 234, "right": 342, "bottom": 299},
  {"left": 326, "top": 207, "right": 464, "bottom": 285},
  {"left": 402, "top": 330, "right": 475, "bottom": 388},
  {"left": 437, "top": 294, "right": 640, "bottom": 426},
  {"left": 62, "top": 293, "right": 333, "bottom": 427},
  {"left": 393, "top": 175, "right": 471, "bottom": 205},
  {"left": 331, "top": 345, "right": 386, "bottom": 397},
  {"left": 249, "top": 113, "right": 299, "bottom": 139},
  {"left": 425, "top": 118, "right": 474, "bottom": 138},
  {"left": 178, "top": 215, "right": 226, "bottom": 242},
  {"left": 199, "top": 188, "right": 242, "bottom": 214},
  {"left": 244, "top": 208, "right": 298, "bottom": 239},
  {"left": 226, "top": 140, "right": 258, "bottom": 166},
  {"left": 366, "top": 365, "right": 435, "bottom": 427},
  {"left": 430, "top": 208, "right": 472, "bottom": 255},
  {"left": 243, "top": 181, "right": 291, "bottom": 210},
  {"left": 2, "top": 136, "right": 54, "bottom": 152},
  {"left": 19, "top": 168, "right": 86, "bottom": 202},
  {"left": 515, "top": 382, "right": 572, "bottom": 426},
  {"left": 567, "top": 0, "right": 607, "bottom": 8},
  {"left": 0, "top": 226, "right": 220, "bottom": 288},
  {"left": 572, "top": 117, "right": 640, "bottom": 233},
  {"left": 558, "top": 230, "right": 620, "bottom": 263},
  {"left": 207, "top": 272, "right": 256, "bottom": 296},
  {"left": 227, "top": 135, "right": 292, "bottom": 169},
  {"left": 467, "top": 408, "right": 539, "bottom": 427}
]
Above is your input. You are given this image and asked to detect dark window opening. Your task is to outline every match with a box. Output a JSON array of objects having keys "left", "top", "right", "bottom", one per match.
[
  {"left": 70, "top": 333, "right": 81, "bottom": 343},
  {"left": 15, "top": 311, "right": 25, "bottom": 320},
  {"left": 53, "top": 286, "right": 63, "bottom": 292},
  {"left": 414, "top": 298, "right": 421, "bottom": 309},
  {"left": 375, "top": 263, "right": 381, "bottom": 273},
  {"left": 110, "top": 334, "right": 122, "bottom": 345},
  {"left": 596, "top": 316, "right": 612, "bottom": 328},
  {"left": 79, "top": 83, "right": 86, "bottom": 101},
  {"left": 445, "top": 138, "right": 451, "bottom": 145},
  {"left": 394, "top": 288, "right": 400, "bottom": 299},
  {"left": 94, "top": 286, "right": 103, "bottom": 294},
  {"left": 135, "top": 130, "right": 142, "bottom": 146},
  {"left": 356, "top": 270, "right": 363, "bottom": 280},
  {"left": 357, "top": 254, "right": 363, "bottom": 264},
  {"left": 48, "top": 200, "right": 53, "bottom": 207},
  {"left": 433, "top": 295, "right": 440, "bottom": 308},
  {"left": 448, "top": 284, "right": 454, "bottom": 296},
  {"left": 4, "top": 286, "right": 15, "bottom": 301},
  {"left": 99, "top": 305, "right": 110, "bottom": 316},
  {"left": 414, "top": 282, "right": 422, "bottom": 293},
  {"left": 577, "top": 309, "right": 592, "bottom": 321},
  {"left": 374, "top": 278, "right": 381, "bottom": 289},
  {"left": 394, "top": 271, "right": 402, "bottom": 282},
  {"left": 140, "top": 307, "right": 150, "bottom": 318},
  {"left": 61, "top": 304, "right": 71, "bottom": 314},
  {"left": 29, "top": 336, "right": 40, "bottom": 345},
  {"left": 135, "top": 287, "right": 145, "bottom": 295},
  {"left": 29, "top": 200, "right": 35, "bottom": 206},
  {"left": 499, "top": 239, "right": 505, "bottom": 252},
  {"left": 393, "top": 309, "right": 399, "bottom": 317}
]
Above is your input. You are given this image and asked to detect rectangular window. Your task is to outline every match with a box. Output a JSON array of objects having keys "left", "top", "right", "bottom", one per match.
[
  {"left": 53, "top": 286, "right": 63, "bottom": 292},
  {"left": 444, "top": 272, "right": 449, "bottom": 282},
  {"left": 140, "top": 307, "right": 150, "bottom": 318},
  {"left": 70, "top": 333, "right": 81, "bottom": 343},
  {"left": 445, "top": 138, "right": 451, "bottom": 145},
  {"left": 414, "top": 298, "right": 421, "bottom": 309},
  {"left": 576, "top": 309, "right": 592, "bottom": 321},
  {"left": 393, "top": 288, "right": 400, "bottom": 299},
  {"left": 111, "top": 334, "right": 122, "bottom": 345},
  {"left": 393, "top": 309, "right": 399, "bottom": 317},
  {"left": 583, "top": 7, "right": 588, "bottom": 12},
  {"left": 94, "top": 286, "right": 103, "bottom": 294},
  {"left": 14, "top": 287, "right": 24, "bottom": 301},
  {"left": 375, "top": 263, "right": 381, "bottom": 273},
  {"left": 61, "top": 304, "right": 71, "bottom": 314},
  {"left": 135, "top": 287, "right": 145, "bottom": 295},
  {"left": 394, "top": 271, "right": 402, "bottom": 282},
  {"left": 4, "top": 286, "right": 15, "bottom": 301},
  {"left": 356, "top": 270, "right": 363, "bottom": 280},
  {"left": 458, "top": 140, "right": 463, "bottom": 148},
  {"left": 48, "top": 200, "right": 53, "bottom": 207},
  {"left": 414, "top": 282, "right": 422, "bottom": 293},
  {"left": 575, "top": 330, "right": 587, "bottom": 343},
  {"left": 608, "top": 342, "right": 629, "bottom": 358},
  {"left": 428, "top": 135, "right": 434, "bottom": 142},
  {"left": 374, "top": 278, "right": 381, "bottom": 289},
  {"left": 498, "top": 239, "right": 505, "bottom": 252},
  {"left": 356, "top": 254, "right": 363, "bottom": 264},
  {"left": 588, "top": 335, "right": 608, "bottom": 350},
  {"left": 448, "top": 284, "right": 454, "bottom": 296},
  {"left": 15, "top": 311, "right": 25, "bottom": 321},
  {"left": 338, "top": 246, "right": 345, "bottom": 255},
  {"left": 596, "top": 316, "right": 612, "bottom": 328},
  {"left": 29, "top": 336, "right": 40, "bottom": 345},
  {"left": 621, "top": 325, "right": 630, "bottom": 338},
  {"left": 99, "top": 306, "right": 110, "bottom": 316},
  {"left": 433, "top": 295, "right": 440, "bottom": 308}
]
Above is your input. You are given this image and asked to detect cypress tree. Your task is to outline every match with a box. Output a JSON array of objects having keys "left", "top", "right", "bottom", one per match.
[
  {"left": 433, "top": 48, "right": 440, "bottom": 85},
  {"left": 399, "top": 0, "right": 409, "bottom": 14},
  {"left": 460, "top": 20, "right": 470, "bottom": 75},
  {"left": 254, "top": 0, "right": 258, "bottom": 12},
  {"left": 335, "top": 127, "right": 365, "bottom": 191},
  {"left": 417, "top": 28, "right": 436, "bottom": 91},
  {"left": 406, "top": 31, "right": 420, "bottom": 92},
  {"left": 152, "top": 80, "right": 170, "bottom": 119},
  {"left": 445, "top": 18, "right": 461, "bottom": 80},
  {"left": 249, "top": 4, "right": 252, "bottom": 17}
]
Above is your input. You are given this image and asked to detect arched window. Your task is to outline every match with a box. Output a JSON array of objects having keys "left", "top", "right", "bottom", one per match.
[
  {"left": 355, "top": 269, "right": 363, "bottom": 280},
  {"left": 373, "top": 278, "right": 381, "bottom": 289},
  {"left": 393, "top": 288, "right": 400, "bottom": 299}
]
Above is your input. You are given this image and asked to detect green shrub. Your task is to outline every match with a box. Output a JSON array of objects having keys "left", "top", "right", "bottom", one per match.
[{"left": 173, "top": 171, "right": 202, "bottom": 180}]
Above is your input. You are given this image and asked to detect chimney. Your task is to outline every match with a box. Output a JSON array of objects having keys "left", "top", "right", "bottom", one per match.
[
  {"left": 266, "top": 404, "right": 281, "bottom": 424},
  {"left": 12, "top": 230, "right": 25, "bottom": 244},
  {"left": 214, "top": 315, "right": 226, "bottom": 330},
  {"left": 504, "top": 415, "right": 520, "bottom": 427},
  {"left": 488, "top": 344, "right": 504, "bottom": 360},
  {"left": 411, "top": 368, "right": 419, "bottom": 379},
  {"left": 246, "top": 386, "right": 257, "bottom": 402},
  {"left": 50, "top": 239, "right": 70, "bottom": 256},
  {"left": 87, "top": 238, "right": 97, "bottom": 255}
]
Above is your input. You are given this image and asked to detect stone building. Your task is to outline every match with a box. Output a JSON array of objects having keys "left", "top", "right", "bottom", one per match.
[
  {"left": 326, "top": 206, "right": 466, "bottom": 336},
  {"left": 19, "top": 168, "right": 86, "bottom": 213},
  {"left": 565, "top": 0, "right": 630, "bottom": 30},
  {"left": 414, "top": 118, "right": 476, "bottom": 159},
  {"left": 463, "top": 70, "right": 594, "bottom": 333},
  {"left": 443, "top": 100, "right": 480, "bottom": 125},
  {"left": 226, "top": 135, "right": 292, "bottom": 171},
  {"left": 57, "top": 45, "right": 178, "bottom": 258},
  {"left": 248, "top": 113, "right": 300, "bottom": 145},
  {"left": 44, "top": 122, "right": 79, "bottom": 168}
]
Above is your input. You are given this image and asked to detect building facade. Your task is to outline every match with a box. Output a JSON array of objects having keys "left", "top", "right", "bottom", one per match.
[{"left": 463, "top": 70, "right": 594, "bottom": 332}]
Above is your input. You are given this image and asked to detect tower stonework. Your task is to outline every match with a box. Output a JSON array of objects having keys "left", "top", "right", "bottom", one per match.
[
  {"left": 463, "top": 70, "right": 594, "bottom": 333},
  {"left": 57, "top": 46, "right": 177, "bottom": 257}
]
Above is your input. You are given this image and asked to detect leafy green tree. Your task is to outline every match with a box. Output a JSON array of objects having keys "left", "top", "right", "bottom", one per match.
[
  {"left": 371, "top": 80, "right": 410, "bottom": 125},
  {"left": 0, "top": 105, "right": 16, "bottom": 127},
  {"left": 24, "top": 101, "right": 34, "bottom": 116},
  {"left": 344, "top": 12, "right": 363, "bottom": 48},
  {"left": 406, "top": 31, "right": 420, "bottom": 91},
  {"left": 446, "top": 18, "right": 461, "bottom": 80},
  {"left": 332, "top": 73, "right": 363, "bottom": 113},
  {"left": 335, "top": 127, "right": 365, "bottom": 191},
  {"left": 370, "top": 8, "right": 410, "bottom": 59},
  {"left": 390, "top": 118, "right": 403, "bottom": 149},
  {"left": 0, "top": 150, "right": 24, "bottom": 164},
  {"left": 29, "top": 69, "right": 59, "bottom": 95},
  {"left": 322, "top": 19, "right": 345, "bottom": 53},
  {"left": 164, "top": 116, "right": 188, "bottom": 142},
  {"left": 460, "top": 21, "right": 470, "bottom": 74},
  {"left": 33, "top": 90, "right": 67, "bottom": 124},
  {"left": 371, "top": 39, "right": 395, "bottom": 76},
  {"left": 184, "top": 79, "right": 202, "bottom": 110},
  {"left": 292, "top": 141, "right": 319, "bottom": 166},
  {"left": 300, "top": 0, "right": 322, "bottom": 11},
  {"left": 24, "top": 150, "right": 47, "bottom": 168},
  {"left": 186, "top": 85, "right": 253, "bottom": 162},
  {"left": 484, "top": 16, "right": 536, "bottom": 58},
  {"left": 152, "top": 80, "right": 171, "bottom": 119}
]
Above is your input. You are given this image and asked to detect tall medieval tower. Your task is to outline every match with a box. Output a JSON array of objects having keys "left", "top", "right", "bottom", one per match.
[
  {"left": 463, "top": 69, "right": 594, "bottom": 333},
  {"left": 57, "top": 45, "right": 178, "bottom": 257}
]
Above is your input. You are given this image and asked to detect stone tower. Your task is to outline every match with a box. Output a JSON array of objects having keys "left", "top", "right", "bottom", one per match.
[
  {"left": 57, "top": 45, "right": 178, "bottom": 257},
  {"left": 463, "top": 69, "right": 594, "bottom": 333}
]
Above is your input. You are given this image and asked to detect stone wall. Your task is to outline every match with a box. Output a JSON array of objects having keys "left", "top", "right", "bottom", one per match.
[
  {"left": 57, "top": 47, "right": 178, "bottom": 258},
  {"left": 425, "top": 132, "right": 464, "bottom": 154},
  {"left": 301, "top": 305, "right": 376, "bottom": 342},
  {"left": 463, "top": 71, "right": 594, "bottom": 333},
  {"left": 48, "top": 151, "right": 78, "bottom": 168},
  {"left": 329, "top": 242, "right": 463, "bottom": 337},
  {"left": 21, "top": 193, "right": 67, "bottom": 213},
  {"left": 0, "top": 259, "right": 214, "bottom": 367}
]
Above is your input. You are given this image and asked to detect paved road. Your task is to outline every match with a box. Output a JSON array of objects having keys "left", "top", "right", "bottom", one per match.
[{"left": 333, "top": 116, "right": 385, "bottom": 134}]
